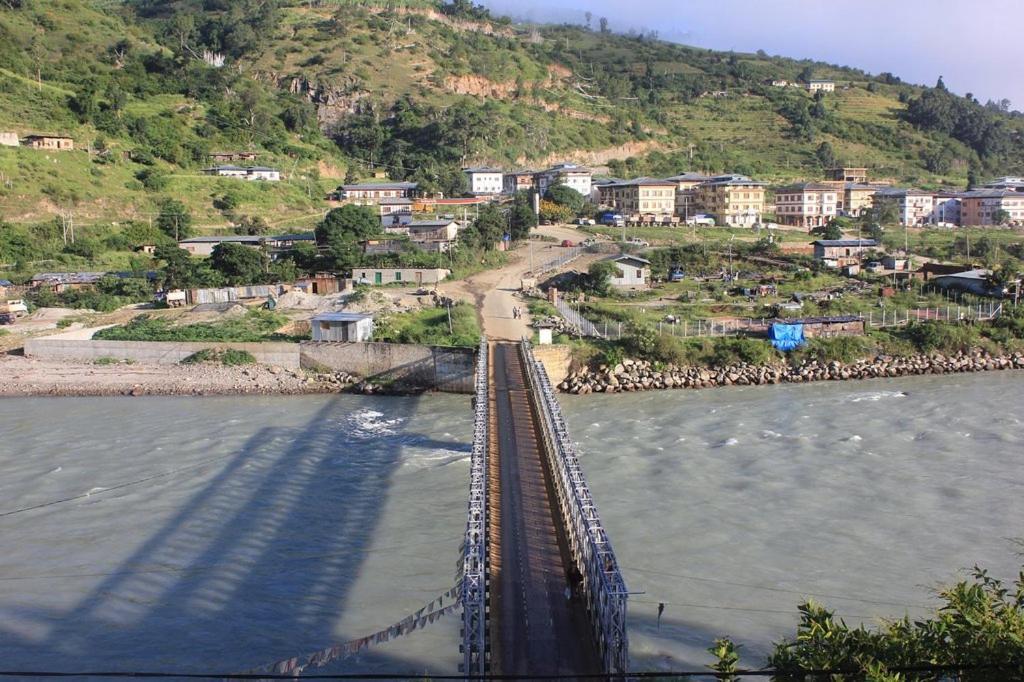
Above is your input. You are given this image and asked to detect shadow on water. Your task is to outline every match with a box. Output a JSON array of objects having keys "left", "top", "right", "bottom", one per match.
[{"left": 0, "top": 394, "right": 466, "bottom": 677}]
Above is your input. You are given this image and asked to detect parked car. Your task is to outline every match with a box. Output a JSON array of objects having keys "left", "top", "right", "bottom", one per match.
[
  {"left": 576, "top": 218, "right": 596, "bottom": 226},
  {"left": 626, "top": 237, "right": 649, "bottom": 247},
  {"left": 560, "top": 239, "right": 575, "bottom": 247},
  {"left": 582, "top": 237, "right": 597, "bottom": 247},
  {"left": 669, "top": 268, "right": 685, "bottom": 282},
  {"left": 0, "top": 312, "right": 14, "bottom": 325}
]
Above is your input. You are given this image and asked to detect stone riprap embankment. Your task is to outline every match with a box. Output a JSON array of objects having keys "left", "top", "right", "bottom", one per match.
[{"left": 558, "top": 350, "right": 1024, "bottom": 394}]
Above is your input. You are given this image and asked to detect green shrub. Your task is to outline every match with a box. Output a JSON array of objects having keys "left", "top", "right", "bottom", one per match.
[
  {"left": 903, "top": 320, "right": 981, "bottom": 353},
  {"left": 181, "top": 348, "right": 256, "bottom": 366},
  {"left": 94, "top": 356, "right": 120, "bottom": 365},
  {"left": 96, "top": 310, "right": 291, "bottom": 343},
  {"left": 791, "top": 336, "right": 876, "bottom": 364}
]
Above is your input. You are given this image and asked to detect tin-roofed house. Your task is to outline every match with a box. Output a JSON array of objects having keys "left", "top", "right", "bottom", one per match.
[
  {"left": 607, "top": 254, "right": 651, "bottom": 289},
  {"left": 310, "top": 312, "right": 375, "bottom": 342},
  {"left": 812, "top": 239, "right": 878, "bottom": 268}
]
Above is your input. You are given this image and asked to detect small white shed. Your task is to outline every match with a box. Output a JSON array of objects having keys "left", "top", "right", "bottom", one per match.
[
  {"left": 311, "top": 312, "right": 375, "bottom": 342},
  {"left": 608, "top": 255, "right": 651, "bottom": 288}
]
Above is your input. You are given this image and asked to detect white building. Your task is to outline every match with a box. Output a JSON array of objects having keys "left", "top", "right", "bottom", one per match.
[
  {"left": 932, "top": 194, "right": 962, "bottom": 226},
  {"left": 537, "top": 163, "right": 592, "bottom": 197},
  {"left": 203, "top": 165, "right": 249, "bottom": 178},
  {"left": 246, "top": 167, "right": 281, "bottom": 182},
  {"left": 774, "top": 183, "right": 838, "bottom": 228},
  {"left": 353, "top": 267, "right": 450, "bottom": 286},
  {"left": 0, "top": 132, "right": 19, "bottom": 147},
  {"left": 608, "top": 255, "right": 651, "bottom": 289},
  {"left": 872, "top": 188, "right": 935, "bottom": 226},
  {"left": 311, "top": 312, "right": 374, "bottom": 342},
  {"left": 463, "top": 167, "right": 504, "bottom": 195},
  {"left": 808, "top": 80, "right": 835, "bottom": 93}
]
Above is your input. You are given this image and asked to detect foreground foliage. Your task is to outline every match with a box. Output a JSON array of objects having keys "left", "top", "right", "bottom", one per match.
[{"left": 94, "top": 309, "right": 295, "bottom": 343}]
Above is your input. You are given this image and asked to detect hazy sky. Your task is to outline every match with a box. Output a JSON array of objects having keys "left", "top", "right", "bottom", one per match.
[{"left": 480, "top": 0, "right": 1024, "bottom": 108}]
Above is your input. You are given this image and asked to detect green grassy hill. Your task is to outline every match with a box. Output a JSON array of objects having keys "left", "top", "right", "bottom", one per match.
[{"left": 1, "top": 0, "right": 1022, "bottom": 232}]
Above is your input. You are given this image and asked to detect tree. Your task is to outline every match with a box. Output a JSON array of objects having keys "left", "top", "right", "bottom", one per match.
[
  {"left": 811, "top": 221, "right": 843, "bottom": 240},
  {"left": 815, "top": 141, "right": 836, "bottom": 169},
  {"left": 539, "top": 200, "right": 572, "bottom": 225},
  {"left": 798, "top": 66, "right": 814, "bottom": 83},
  {"left": 210, "top": 242, "right": 268, "bottom": 285},
  {"left": 462, "top": 204, "right": 505, "bottom": 250},
  {"left": 993, "top": 208, "right": 1012, "bottom": 226},
  {"left": 586, "top": 260, "right": 616, "bottom": 296},
  {"left": 544, "top": 183, "right": 585, "bottom": 215},
  {"left": 598, "top": 16, "right": 609, "bottom": 33},
  {"left": 155, "top": 199, "right": 192, "bottom": 240},
  {"left": 509, "top": 192, "right": 538, "bottom": 240},
  {"left": 154, "top": 244, "right": 199, "bottom": 289},
  {"left": 710, "top": 564, "right": 1024, "bottom": 681},
  {"left": 315, "top": 205, "right": 381, "bottom": 271}
]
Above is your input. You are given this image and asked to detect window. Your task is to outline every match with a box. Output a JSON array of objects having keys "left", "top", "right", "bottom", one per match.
[{"left": 395, "top": 271, "right": 402, "bottom": 281}]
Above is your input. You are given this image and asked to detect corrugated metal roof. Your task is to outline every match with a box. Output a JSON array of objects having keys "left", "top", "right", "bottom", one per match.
[{"left": 312, "top": 312, "right": 374, "bottom": 322}]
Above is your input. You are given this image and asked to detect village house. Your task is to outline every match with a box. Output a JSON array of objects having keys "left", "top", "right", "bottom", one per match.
[
  {"left": 977, "top": 176, "right": 1024, "bottom": 192},
  {"left": 246, "top": 167, "right": 281, "bottom": 182},
  {"left": 332, "top": 181, "right": 420, "bottom": 202},
  {"left": 828, "top": 166, "right": 869, "bottom": 183},
  {"left": 178, "top": 235, "right": 265, "bottom": 257},
  {"left": 295, "top": 273, "right": 342, "bottom": 295},
  {"left": 596, "top": 178, "right": 677, "bottom": 216},
  {"left": 536, "top": 163, "right": 592, "bottom": 197},
  {"left": 24, "top": 135, "right": 74, "bottom": 151},
  {"left": 960, "top": 189, "right": 1024, "bottom": 226},
  {"left": 353, "top": 267, "right": 450, "bottom": 287},
  {"left": 361, "top": 238, "right": 408, "bottom": 256},
  {"left": 872, "top": 188, "right": 935, "bottom": 226},
  {"left": 769, "top": 79, "right": 790, "bottom": 87},
  {"left": 384, "top": 219, "right": 461, "bottom": 252},
  {"left": 932, "top": 192, "right": 962, "bottom": 225},
  {"left": 607, "top": 255, "right": 651, "bottom": 289},
  {"left": 665, "top": 172, "right": 711, "bottom": 219},
  {"left": 0, "top": 132, "right": 19, "bottom": 147},
  {"left": 463, "top": 167, "right": 504, "bottom": 195},
  {"left": 266, "top": 233, "right": 316, "bottom": 250},
  {"left": 775, "top": 183, "right": 838, "bottom": 228},
  {"left": 695, "top": 174, "right": 766, "bottom": 227},
  {"left": 202, "top": 165, "right": 280, "bottom": 181},
  {"left": 812, "top": 239, "right": 878, "bottom": 268},
  {"left": 31, "top": 272, "right": 105, "bottom": 293},
  {"left": 807, "top": 80, "right": 835, "bottom": 93},
  {"left": 503, "top": 170, "right": 537, "bottom": 195},
  {"left": 310, "top": 312, "right": 375, "bottom": 342},
  {"left": 929, "top": 269, "right": 1002, "bottom": 298}
]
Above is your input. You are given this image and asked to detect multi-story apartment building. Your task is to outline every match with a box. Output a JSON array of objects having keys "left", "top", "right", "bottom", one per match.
[
  {"left": 596, "top": 178, "right": 677, "bottom": 216},
  {"left": 695, "top": 175, "right": 766, "bottom": 226},
  {"left": 503, "top": 170, "right": 536, "bottom": 195},
  {"left": 838, "top": 183, "right": 882, "bottom": 217},
  {"left": 775, "top": 183, "right": 838, "bottom": 228},
  {"left": 463, "top": 167, "right": 504, "bottom": 195},
  {"left": 536, "top": 163, "right": 592, "bottom": 197},
  {"left": 665, "top": 172, "right": 711, "bottom": 219},
  {"left": 872, "top": 188, "right": 935, "bottom": 226},
  {"left": 960, "top": 190, "right": 1024, "bottom": 226}
]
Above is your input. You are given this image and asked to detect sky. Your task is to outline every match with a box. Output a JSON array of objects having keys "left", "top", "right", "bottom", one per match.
[{"left": 479, "top": 0, "right": 1024, "bottom": 108}]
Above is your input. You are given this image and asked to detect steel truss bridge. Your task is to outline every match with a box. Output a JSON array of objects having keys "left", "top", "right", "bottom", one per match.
[{"left": 460, "top": 338, "right": 628, "bottom": 678}]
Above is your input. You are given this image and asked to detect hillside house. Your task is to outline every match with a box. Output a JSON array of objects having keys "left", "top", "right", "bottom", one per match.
[
  {"left": 24, "top": 135, "right": 74, "bottom": 151},
  {"left": 775, "top": 183, "right": 838, "bottom": 227},
  {"left": 178, "top": 235, "right": 264, "bottom": 257},
  {"left": 353, "top": 267, "right": 450, "bottom": 286},
  {"left": 977, "top": 176, "right": 1024, "bottom": 192},
  {"left": 202, "top": 165, "right": 249, "bottom": 178},
  {"left": 828, "top": 167, "right": 869, "bottom": 183},
  {"left": 872, "top": 188, "right": 935, "bottom": 226},
  {"left": 333, "top": 182, "right": 419, "bottom": 202},
  {"left": 463, "top": 167, "right": 504, "bottom": 195},
  {"left": 536, "top": 163, "right": 592, "bottom": 197},
  {"left": 812, "top": 239, "right": 878, "bottom": 267},
  {"left": 596, "top": 178, "right": 677, "bottom": 216},
  {"left": 960, "top": 190, "right": 1024, "bottom": 226},
  {"left": 31, "top": 272, "right": 105, "bottom": 293},
  {"left": 930, "top": 269, "right": 1004, "bottom": 298},
  {"left": 608, "top": 255, "right": 651, "bottom": 288},
  {"left": 246, "top": 167, "right": 281, "bottom": 182},
  {"left": 503, "top": 170, "right": 537, "bottom": 195},
  {"left": 808, "top": 80, "right": 835, "bottom": 93},
  {"left": 0, "top": 132, "right": 18, "bottom": 147},
  {"left": 311, "top": 312, "right": 374, "bottom": 342}
]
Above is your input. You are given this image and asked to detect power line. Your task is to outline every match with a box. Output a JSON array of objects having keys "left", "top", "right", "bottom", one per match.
[{"left": 0, "top": 662, "right": 1020, "bottom": 679}]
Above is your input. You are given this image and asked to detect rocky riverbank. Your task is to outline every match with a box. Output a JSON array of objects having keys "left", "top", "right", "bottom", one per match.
[
  {"left": 558, "top": 349, "right": 1024, "bottom": 394},
  {"left": 0, "top": 355, "right": 369, "bottom": 398}
]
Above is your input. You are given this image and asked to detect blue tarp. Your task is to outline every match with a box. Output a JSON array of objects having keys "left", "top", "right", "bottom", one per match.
[{"left": 769, "top": 323, "right": 806, "bottom": 351}]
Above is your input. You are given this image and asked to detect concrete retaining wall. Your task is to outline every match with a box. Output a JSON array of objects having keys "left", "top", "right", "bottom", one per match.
[
  {"left": 300, "top": 341, "right": 476, "bottom": 393},
  {"left": 24, "top": 338, "right": 300, "bottom": 369},
  {"left": 532, "top": 344, "right": 574, "bottom": 384}
]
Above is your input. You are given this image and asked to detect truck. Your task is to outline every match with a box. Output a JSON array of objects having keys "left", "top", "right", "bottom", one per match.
[
  {"left": 599, "top": 212, "right": 625, "bottom": 227},
  {"left": 0, "top": 299, "right": 28, "bottom": 322},
  {"left": 685, "top": 214, "right": 716, "bottom": 227}
]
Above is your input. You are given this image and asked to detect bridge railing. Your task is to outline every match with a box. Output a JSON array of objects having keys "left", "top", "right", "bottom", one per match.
[
  {"left": 519, "top": 339, "right": 629, "bottom": 675},
  {"left": 459, "top": 337, "right": 490, "bottom": 677}
]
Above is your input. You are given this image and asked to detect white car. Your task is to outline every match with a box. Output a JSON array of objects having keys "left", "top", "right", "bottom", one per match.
[{"left": 627, "top": 237, "right": 649, "bottom": 247}]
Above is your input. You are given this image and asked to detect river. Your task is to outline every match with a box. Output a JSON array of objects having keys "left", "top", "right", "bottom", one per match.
[{"left": 0, "top": 372, "right": 1022, "bottom": 674}]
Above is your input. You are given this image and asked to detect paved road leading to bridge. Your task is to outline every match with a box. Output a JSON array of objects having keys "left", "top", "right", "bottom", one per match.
[{"left": 488, "top": 342, "right": 601, "bottom": 677}]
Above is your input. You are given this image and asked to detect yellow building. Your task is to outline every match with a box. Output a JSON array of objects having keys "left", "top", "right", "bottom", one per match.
[
  {"left": 597, "top": 178, "right": 677, "bottom": 216},
  {"left": 696, "top": 175, "right": 766, "bottom": 226},
  {"left": 665, "top": 172, "right": 711, "bottom": 219}
]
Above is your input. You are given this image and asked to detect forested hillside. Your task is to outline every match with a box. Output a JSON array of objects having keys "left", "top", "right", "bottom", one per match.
[{"left": 1, "top": 0, "right": 1023, "bottom": 228}]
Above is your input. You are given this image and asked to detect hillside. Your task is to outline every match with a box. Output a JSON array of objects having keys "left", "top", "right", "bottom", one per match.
[{"left": 1, "top": 0, "right": 1023, "bottom": 229}]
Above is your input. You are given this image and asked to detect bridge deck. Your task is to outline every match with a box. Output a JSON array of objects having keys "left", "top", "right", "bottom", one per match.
[{"left": 488, "top": 342, "right": 601, "bottom": 677}]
